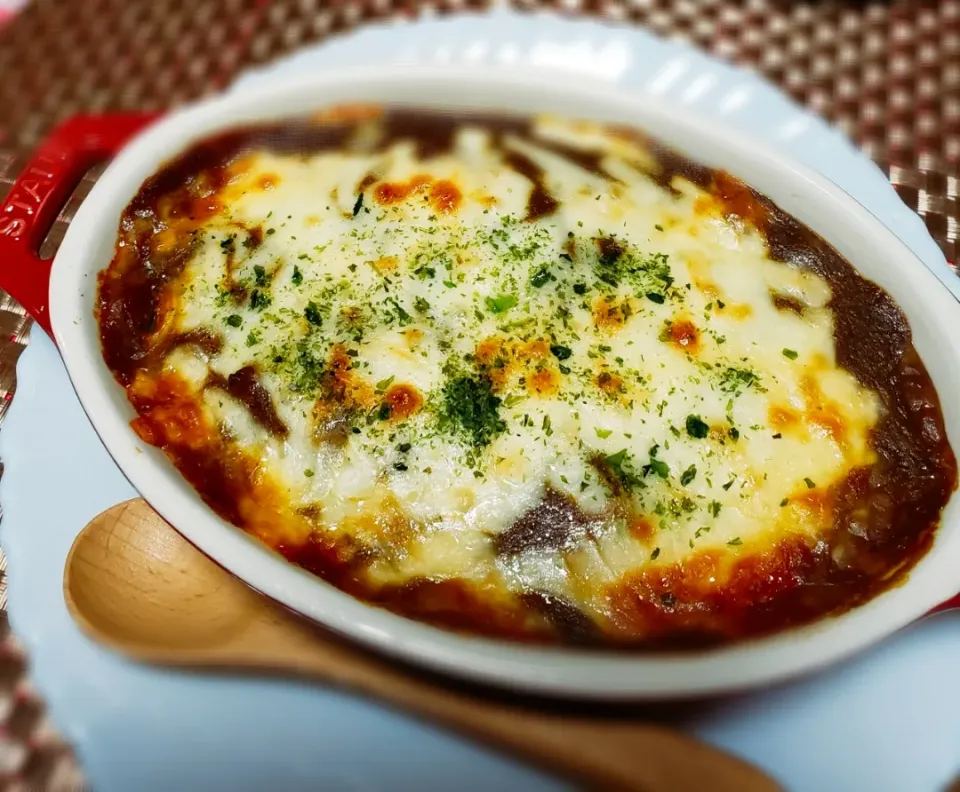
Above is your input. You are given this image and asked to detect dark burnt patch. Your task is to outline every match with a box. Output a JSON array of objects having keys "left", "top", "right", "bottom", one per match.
[
  {"left": 521, "top": 591, "right": 599, "bottom": 643},
  {"left": 502, "top": 150, "right": 560, "bottom": 222},
  {"left": 646, "top": 140, "right": 713, "bottom": 193},
  {"left": 532, "top": 137, "right": 620, "bottom": 183},
  {"left": 97, "top": 226, "right": 198, "bottom": 385},
  {"left": 207, "top": 365, "right": 288, "bottom": 438},
  {"left": 495, "top": 488, "right": 598, "bottom": 555},
  {"left": 164, "top": 328, "right": 224, "bottom": 358},
  {"left": 596, "top": 235, "right": 624, "bottom": 266},
  {"left": 771, "top": 291, "right": 806, "bottom": 317},
  {"left": 314, "top": 406, "right": 352, "bottom": 447},
  {"left": 243, "top": 225, "right": 264, "bottom": 251}
]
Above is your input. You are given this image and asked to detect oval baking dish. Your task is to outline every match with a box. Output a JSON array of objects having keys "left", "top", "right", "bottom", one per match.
[{"left": 2, "top": 67, "right": 959, "bottom": 699}]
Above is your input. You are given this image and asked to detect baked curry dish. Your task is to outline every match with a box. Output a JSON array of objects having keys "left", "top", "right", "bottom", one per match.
[{"left": 97, "top": 106, "right": 957, "bottom": 649}]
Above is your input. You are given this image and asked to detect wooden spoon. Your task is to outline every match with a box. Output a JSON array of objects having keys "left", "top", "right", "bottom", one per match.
[{"left": 64, "top": 498, "right": 782, "bottom": 792}]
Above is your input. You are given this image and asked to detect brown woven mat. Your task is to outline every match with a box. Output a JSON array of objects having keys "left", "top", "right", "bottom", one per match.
[{"left": 0, "top": 1, "right": 958, "bottom": 788}]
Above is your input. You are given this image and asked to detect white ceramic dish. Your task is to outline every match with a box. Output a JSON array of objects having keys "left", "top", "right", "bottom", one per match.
[{"left": 3, "top": 64, "right": 959, "bottom": 700}]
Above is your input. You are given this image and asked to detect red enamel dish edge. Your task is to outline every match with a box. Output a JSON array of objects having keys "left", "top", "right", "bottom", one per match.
[{"left": 1, "top": 67, "right": 958, "bottom": 699}]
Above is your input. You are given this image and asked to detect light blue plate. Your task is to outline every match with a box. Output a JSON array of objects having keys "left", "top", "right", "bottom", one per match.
[{"left": 4, "top": 11, "right": 959, "bottom": 791}]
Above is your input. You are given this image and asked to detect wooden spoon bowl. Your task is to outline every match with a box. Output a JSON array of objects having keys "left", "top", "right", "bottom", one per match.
[{"left": 64, "top": 498, "right": 782, "bottom": 792}]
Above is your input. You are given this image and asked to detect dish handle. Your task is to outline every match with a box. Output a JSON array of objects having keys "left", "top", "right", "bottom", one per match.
[
  {"left": 0, "top": 113, "right": 158, "bottom": 338},
  {"left": 932, "top": 592, "right": 960, "bottom": 614}
]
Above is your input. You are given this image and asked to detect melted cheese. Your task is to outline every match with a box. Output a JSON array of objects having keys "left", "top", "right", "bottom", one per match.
[{"left": 130, "top": 112, "right": 882, "bottom": 636}]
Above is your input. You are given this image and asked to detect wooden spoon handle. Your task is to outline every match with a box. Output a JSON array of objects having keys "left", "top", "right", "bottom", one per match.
[
  {"left": 386, "top": 691, "right": 779, "bottom": 792},
  {"left": 245, "top": 614, "right": 781, "bottom": 792}
]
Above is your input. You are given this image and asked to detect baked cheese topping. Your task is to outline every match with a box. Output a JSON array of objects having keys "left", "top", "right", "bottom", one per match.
[{"left": 98, "top": 108, "right": 954, "bottom": 646}]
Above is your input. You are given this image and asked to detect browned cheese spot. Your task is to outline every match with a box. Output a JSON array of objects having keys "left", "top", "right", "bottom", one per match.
[
  {"left": 712, "top": 171, "right": 769, "bottom": 229},
  {"left": 374, "top": 175, "right": 432, "bottom": 206},
  {"left": 338, "top": 495, "right": 418, "bottom": 559},
  {"left": 526, "top": 367, "right": 560, "bottom": 397},
  {"left": 357, "top": 173, "right": 378, "bottom": 193},
  {"left": 310, "top": 346, "right": 376, "bottom": 445},
  {"left": 429, "top": 179, "right": 462, "bottom": 214},
  {"left": 322, "top": 345, "right": 376, "bottom": 411},
  {"left": 801, "top": 376, "right": 849, "bottom": 448},
  {"left": 595, "top": 369, "right": 624, "bottom": 398},
  {"left": 592, "top": 295, "right": 634, "bottom": 333},
  {"left": 381, "top": 384, "right": 423, "bottom": 422},
  {"left": 769, "top": 405, "right": 802, "bottom": 432},
  {"left": 783, "top": 488, "right": 833, "bottom": 533},
  {"left": 663, "top": 318, "right": 701, "bottom": 354},
  {"left": 128, "top": 372, "right": 211, "bottom": 451},
  {"left": 372, "top": 256, "right": 399, "bottom": 274},
  {"left": 475, "top": 336, "right": 554, "bottom": 393},
  {"left": 256, "top": 173, "right": 279, "bottom": 192},
  {"left": 628, "top": 515, "right": 656, "bottom": 541},
  {"left": 684, "top": 251, "right": 722, "bottom": 301},
  {"left": 401, "top": 328, "right": 424, "bottom": 349},
  {"left": 692, "top": 195, "right": 716, "bottom": 217}
]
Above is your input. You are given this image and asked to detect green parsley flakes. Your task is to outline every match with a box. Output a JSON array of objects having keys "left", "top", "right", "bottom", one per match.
[
  {"left": 604, "top": 449, "right": 645, "bottom": 490},
  {"left": 685, "top": 414, "right": 710, "bottom": 439},
  {"left": 644, "top": 455, "right": 670, "bottom": 480},
  {"left": 304, "top": 301, "right": 323, "bottom": 327},
  {"left": 530, "top": 268, "right": 554, "bottom": 288},
  {"left": 485, "top": 294, "right": 517, "bottom": 314},
  {"left": 439, "top": 374, "right": 506, "bottom": 447}
]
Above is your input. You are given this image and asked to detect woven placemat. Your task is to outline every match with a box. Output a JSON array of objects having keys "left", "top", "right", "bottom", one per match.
[{"left": 0, "top": 1, "right": 958, "bottom": 789}]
